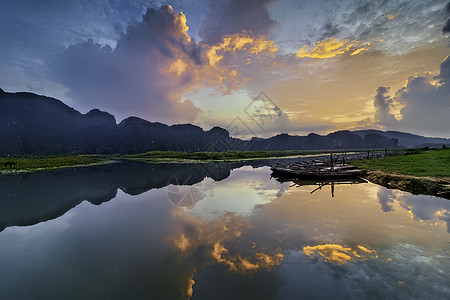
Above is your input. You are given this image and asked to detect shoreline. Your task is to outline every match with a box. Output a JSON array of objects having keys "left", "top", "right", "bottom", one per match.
[{"left": 0, "top": 160, "right": 118, "bottom": 175}]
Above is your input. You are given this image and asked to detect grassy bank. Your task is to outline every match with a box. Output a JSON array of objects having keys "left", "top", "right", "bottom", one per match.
[
  {"left": 0, "top": 150, "right": 332, "bottom": 172},
  {"left": 352, "top": 149, "right": 450, "bottom": 177},
  {"left": 352, "top": 149, "right": 450, "bottom": 199},
  {"left": 0, "top": 155, "right": 109, "bottom": 173},
  {"left": 125, "top": 150, "right": 327, "bottom": 162}
]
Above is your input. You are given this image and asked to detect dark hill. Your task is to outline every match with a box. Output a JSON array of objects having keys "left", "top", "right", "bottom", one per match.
[
  {"left": 0, "top": 90, "right": 239, "bottom": 154},
  {"left": 1, "top": 89, "right": 444, "bottom": 155}
]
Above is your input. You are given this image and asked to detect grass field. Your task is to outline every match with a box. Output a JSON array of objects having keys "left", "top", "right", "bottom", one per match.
[
  {"left": 125, "top": 150, "right": 324, "bottom": 161},
  {"left": 0, "top": 150, "right": 326, "bottom": 172},
  {"left": 0, "top": 155, "right": 106, "bottom": 172},
  {"left": 352, "top": 149, "right": 450, "bottom": 177}
]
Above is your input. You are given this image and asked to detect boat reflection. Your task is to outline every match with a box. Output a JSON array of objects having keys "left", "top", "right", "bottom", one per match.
[{"left": 273, "top": 176, "right": 367, "bottom": 197}]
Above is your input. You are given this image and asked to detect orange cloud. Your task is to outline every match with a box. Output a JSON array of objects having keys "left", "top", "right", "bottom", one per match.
[
  {"left": 296, "top": 38, "right": 370, "bottom": 59},
  {"left": 166, "top": 5, "right": 191, "bottom": 42},
  {"left": 387, "top": 7, "right": 403, "bottom": 20},
  {"left": 303, "top": 244, "right": 378, "bottom": 264},
  {"left": 207, "top": 32, "right": 278, "bottom": 66},
  {"left": 164, "top": 31, "right": 278, "bottom": 98},
  {"left": 212, "top": 242, "right": 284, "bottom": 274},
  {"left": 186, "top": 271, "right": 196, "bottom": 300},
  {"left": 169, "top": 210, "right": 284, "bottom": 275}
]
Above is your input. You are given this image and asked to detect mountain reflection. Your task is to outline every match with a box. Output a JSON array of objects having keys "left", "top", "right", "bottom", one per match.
[
  {"left": 0, "top": 160, "right": 275, "bottom": 231},
  {"left": 1, "top": 164, "right": 450, "bottom": 299}
]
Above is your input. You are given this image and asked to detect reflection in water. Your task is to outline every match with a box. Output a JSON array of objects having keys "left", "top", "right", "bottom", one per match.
[
  {"left": 0, "top": 160, "right": 275, "bottom": 230},
  {"left": 274, "top": 176, "right": 367, "bottom": 197},
  {"left": 303, "top": 244, "right": 378, "bottom": 265},
  {"left": 211, "top": 242, "right": 284, "bottom": 274},
  {"left": 1, "top": 163, "right": 450, "bottom": 299},
  {"left": 377, "top": 188, "right": 396, "bottom": 212},
  {"left": 376, "top": 187, "right": 450, "bottom": 233},
  {"left": 186, "top": 272, "right": 196, "bottom": 300},
  {"left": 170, "top": 209, "right": 284, "bottom": 275}
]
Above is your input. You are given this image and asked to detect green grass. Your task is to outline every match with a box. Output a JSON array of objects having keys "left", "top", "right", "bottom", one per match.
[
  {"left": 0, "top": 155, "right": 107, "bottom": 172},
  {"left": 126, "top": 150, "right": 327, "bottom": 162},
  {"left": 352, "top": 149, "right": 450, "bottom": 177}
]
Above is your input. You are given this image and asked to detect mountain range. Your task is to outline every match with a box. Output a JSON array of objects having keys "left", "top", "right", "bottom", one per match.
[{"left": 1, "top": 88, "right": 449, "bottom": 155}]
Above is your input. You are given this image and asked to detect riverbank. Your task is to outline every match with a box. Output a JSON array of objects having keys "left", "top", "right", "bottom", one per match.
[
  {"left": 352, "top": 149, "right": 450, "bottom": 199},
  {"left": 123, "top": 150, "right": 342, "bottom": 163},
  {"left": 0, "top": 155, "right": 115, "bottom": 174},
  {"left": 0, "top": 150, "right": 347, "bottom": 173},
  {"left": 362, "top": 170, "right": 450, "bottom": 199}
]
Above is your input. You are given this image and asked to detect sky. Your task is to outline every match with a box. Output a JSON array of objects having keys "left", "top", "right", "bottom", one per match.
[{"left": 1, "top": 0, "right": 449, "bottom": 138}]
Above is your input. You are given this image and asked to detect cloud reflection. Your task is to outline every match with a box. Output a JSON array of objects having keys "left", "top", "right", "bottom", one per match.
[
  {"left": 376, "top": 187, "right": 450, "bottom": 233},
  {"left": 377, "top": 188, "right": 396, "bottom": 212},
  {"left": 303, "top": 244, "right": 378, "bottom": 265},
  {"left": 170, "top": 210, "right": 283, "bottom": 275},
  {"left": 186, "top": 270, "right": 196, "bottom": 300},
  {"left": 212, "top": 242, "right": 283, "bottom": 274}
]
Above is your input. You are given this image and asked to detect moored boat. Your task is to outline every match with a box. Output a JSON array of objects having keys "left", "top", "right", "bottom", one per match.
[
  {"left": 270, "top": 157, "right": 364, "bottom": 179},
  {"left": 270, "top": 166, "right": 364, "bottom": 179}
]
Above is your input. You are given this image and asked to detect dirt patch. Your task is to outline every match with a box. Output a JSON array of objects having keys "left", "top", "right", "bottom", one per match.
[{"left": 362, "top": 170, "right": 450, "bottom": 200}]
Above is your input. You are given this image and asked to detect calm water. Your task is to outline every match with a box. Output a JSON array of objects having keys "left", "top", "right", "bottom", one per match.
[{"left": 0, "top": 161, "right": 449, "bottom": 299}]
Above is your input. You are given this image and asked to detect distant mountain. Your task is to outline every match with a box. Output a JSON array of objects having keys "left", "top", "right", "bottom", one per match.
[
  {"left": 0, "top": 89, "right": 444, "bottom": 155},
  {"left": 0, "top": 89, "right": 238, "bottom": 154},
  {"left": 353, "top": 130, "right": 450, "bottom": 148}
]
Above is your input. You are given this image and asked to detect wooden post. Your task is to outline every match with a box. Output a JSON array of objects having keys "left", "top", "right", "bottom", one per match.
[
  {"left": 330, "top": 152, "right": 334, "bottom": 171},
  {"left": 331, "top": 181, "right": 335, "bottom": 197}
]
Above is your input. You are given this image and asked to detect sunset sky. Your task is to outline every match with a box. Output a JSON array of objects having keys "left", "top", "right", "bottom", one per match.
[{"left": 1, "top": 0, "right": 449, "bottom": 138}]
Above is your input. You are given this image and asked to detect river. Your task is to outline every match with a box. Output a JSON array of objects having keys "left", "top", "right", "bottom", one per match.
[{"left": 0, "top": 160, "right": 449, "bottom": 299}]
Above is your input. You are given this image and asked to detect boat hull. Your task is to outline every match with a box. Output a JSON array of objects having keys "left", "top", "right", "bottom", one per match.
[{"left": 270, "top": 166, "right": 364, "bottom": 179}]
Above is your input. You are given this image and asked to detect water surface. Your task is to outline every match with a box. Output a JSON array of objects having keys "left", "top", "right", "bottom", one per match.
[{"left": 0, "top": 162, "right": 449, "bottom": 299}]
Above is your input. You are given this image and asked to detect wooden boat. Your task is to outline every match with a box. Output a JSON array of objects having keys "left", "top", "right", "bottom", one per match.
[{"left": 270, "top": 164, "right": 364, "bottom": 179}]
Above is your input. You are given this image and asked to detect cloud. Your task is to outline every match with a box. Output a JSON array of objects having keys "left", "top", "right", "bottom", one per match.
[
  {"left": 397, "top": 192, "right": 450, "bottom": 233},
  {"left": 169, "top": 210, "right": 284, "bottom": 275},
  {"left": 444, "top": 2, "right": 450, "bottom": 33},
  {"left": 206, "top": 32, "right": 278, "bottom": 66},
  {"left": 320, "top": 23, "right": 342, "bottom": 40},
  {"left": 296, "top": 38, "right": 370, "bottom": 59},
  {"left": 0, "top": 0, "right": 156, "bottom": 99},
  {"left": 373, "top": 56, "right": 450, "bottom": 136},
  {"left": 377, "top": 188, "right": 396, "bottom": 213},
  {"left": 50, "top": 6, "right": 203, "bottom": 123},
  {"left": 51, "top": 5, "right": 277, "bottom": 123},
  {"left": 375, "top": 187, "right": 450, "bottom": 233},
  {"left": 211, "top": 242, "right": 284, "bottom": 274},
  {"left": 387, "top": 7, "right": 403, "bottom": 20},
  {"left": 199, "top": 0, "right": 277, "bottom": 44},
  {"left": 373, "top": 86, "right": 398, "bottom": 127},
  {"left": 303, "top": 244, "right": 377, "bottom": 265},
  {"left": 444, "top": 19, "right": 450, "bottom": 33}
]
